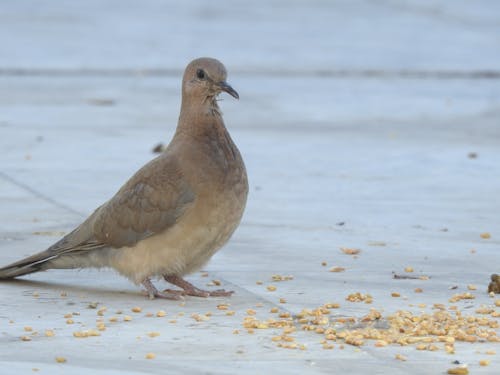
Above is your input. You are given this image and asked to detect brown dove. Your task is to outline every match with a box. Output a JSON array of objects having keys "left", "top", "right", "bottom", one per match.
[{"left": 0, "top": 57, "right": 248, "bottom": 299}]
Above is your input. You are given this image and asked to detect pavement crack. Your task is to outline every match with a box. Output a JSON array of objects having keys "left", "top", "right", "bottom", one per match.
[{"left": 0, "top": 171, "right": 84, "bottom": 218}]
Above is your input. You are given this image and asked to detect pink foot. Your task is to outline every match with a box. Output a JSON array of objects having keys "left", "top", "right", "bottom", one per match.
[
  {"left": 142, "top": 278, "right": 183, "bottom": 300},
  {"left": 164, "top": 275, "right": 234, "bottom": 298}
]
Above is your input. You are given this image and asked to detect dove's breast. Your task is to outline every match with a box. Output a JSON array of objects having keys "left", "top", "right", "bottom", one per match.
[{"left": 105, "top": 129, "right": 248, "bottom": 284}]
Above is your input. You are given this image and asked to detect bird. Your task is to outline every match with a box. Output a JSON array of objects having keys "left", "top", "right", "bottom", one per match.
[{"left": 0, "top": 57, "right": 248, "bottom": 300}]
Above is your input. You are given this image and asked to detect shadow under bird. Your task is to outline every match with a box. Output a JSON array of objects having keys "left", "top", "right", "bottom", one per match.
[{"left": 0, "top": 57, "right": 248, "bottom": 299}]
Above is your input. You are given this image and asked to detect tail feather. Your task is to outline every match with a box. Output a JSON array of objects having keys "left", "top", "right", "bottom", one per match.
[{"left": 0, "top": 250, "right": 55, "bottom": 279}]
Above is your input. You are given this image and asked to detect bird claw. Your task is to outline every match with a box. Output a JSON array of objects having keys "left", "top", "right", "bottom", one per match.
[
  {"left": 164, "top": 275, "right": 234, "bottom": 298},
  {"left": 142, "top": 278, "right": 183, "bottom": 300}
]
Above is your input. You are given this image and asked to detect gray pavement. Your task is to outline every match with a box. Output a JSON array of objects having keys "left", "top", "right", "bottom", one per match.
[{"left": 1, "top": 1, "right": 499, "bottom": 374}]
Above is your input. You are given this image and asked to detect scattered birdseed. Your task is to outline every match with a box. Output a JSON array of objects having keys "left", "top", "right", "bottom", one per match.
[
  {"left": 375, "top": 340, "right": 388, "bottom": 347},
  {"left": 414, "top": 288, "right": 423, "bottom": 293},
  {"left": 20, "top": 336, "right": 32, "bottom": 341},
  {"left": 449, "top": 293, "right": 475, "bottom": 303},
  {"left": 329, "top": 267, "right": 345, "bottom": 273},
  {"left": 191, "top": 313, "right": 209, "bottom": 322},
  {"left": 97, "top": 307, "right": 107, "bottom": 316},
  {"left": 131, "top": 306, "right": 142, "bottom": 313},
  {"left": 45, "top": 330, "right": 55, "bottom": 337},
  {"left": 479, "top": 359, "right": 490, "bottom": 366},
  {"left": 73, "top": 330, "right": 100, "bottom": 338},
  {"left": 225, "top": 311, "right": 236, "bottom": 316},
  {"left": 256, "top": 281, "right": 263, "bottom": 285},
  {"left": 395, "top": 354, "right": 407, "bottom": 361},
  {"left": 24, "top": 326, "right": 33, "bottom": 332},
  {"left": 480, "top": 232, "right": 491, "bottom": 239},
  {"left": 447, "top": 366, "right": 468, "bottom": 375},
  {"left": 279, "top": 298, "right": 287, "bottom": 304},
  {"left": 217, "top": 304, "right": 230, "bottom": 310},
  {"left": 267, "top": 285, "right": 277, "bottom": 292},
  {"left": 391, "top": 292, "right": 401, "bottom": 298},
  {"left": 123, "top": 315, "right": 133, "bottom": 322},
  {"left": 156, "top": 310, "right": 167, "bottom": 317},
  {"left": 321, "top": 261, "right": 327, "bottom": 266},
  {"left": 271, "top": 274, "right": 294, "bottom": 282},
  {"left": 404, "top": 267, "right": 414, "bottom": 273},
  {"left": 55, "top": 357, "right": 66, "bottom": 363},
  {"left": 346, "top": 292, "right": 373, "bottom": 303},
  {"left": 340, "top": 247, "right": 361, "bottom": 255},
  {"left": 145, "top": 353, "right": 156, "bottom": 360},
  {"left": 65, "top": 319, "right": 74, "bottom": 324},
  {"left": 147, "top": 332, "right": 160, "bottom": 338},
  {"left": 467, "top": 284, "right": 477, "bottom": 291}
]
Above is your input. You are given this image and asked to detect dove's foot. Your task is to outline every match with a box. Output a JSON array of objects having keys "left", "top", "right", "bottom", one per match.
[
  {"left": 142, "top": 278, "right": 183, "bottom": 300},
  {"left": 164, "top": 275, "right": 234, "bottom": 297}
]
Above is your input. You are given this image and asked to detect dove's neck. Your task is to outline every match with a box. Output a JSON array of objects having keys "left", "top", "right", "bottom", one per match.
[{"left": 176, "top": 97, "right": 227, "bottom": 138}]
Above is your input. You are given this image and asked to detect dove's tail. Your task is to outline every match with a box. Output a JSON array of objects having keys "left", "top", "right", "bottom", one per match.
[{"left": 0, "top": 250, "right": 55, "bottom": 279}]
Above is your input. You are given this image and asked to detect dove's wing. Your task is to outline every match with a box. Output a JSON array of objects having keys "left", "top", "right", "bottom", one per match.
[{"left": 0, "top": 154, "right": 195, "bottom": 278}]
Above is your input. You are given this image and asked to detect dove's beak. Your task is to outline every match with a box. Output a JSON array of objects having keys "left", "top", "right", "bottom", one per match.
[{"left": 218, "top": 81, "right": 239, "bottom": 100}]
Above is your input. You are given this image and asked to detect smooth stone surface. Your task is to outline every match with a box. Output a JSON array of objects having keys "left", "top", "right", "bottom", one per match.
[{"left": 1, "top": 1, "right": 499, "bottom": 374}]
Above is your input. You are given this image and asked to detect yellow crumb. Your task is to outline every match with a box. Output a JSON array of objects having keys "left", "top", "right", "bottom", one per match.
[
  {"left": 340, "top": 247, "right": 361, "bottom": 255},
  {"left": 156, "top": 310, "right": 167, "bottom": 317},
  {"left": 329, "top": 267, "right": 346, "bottom": 273},
  {"left": 145, "top": 353, "right": 156, "bottom": 359},
  {"left": 44, "top": 330, "right": 55, "bottom": 337},
  {"left": 55, "top": 357, "right": 66, "bottom": 363},
  {"left": 447, "top": 366, "right": 469, "bottom": 375},
  {"left": 404, "top": 267, "right": 414, "bottom": 273},
  {"left": 480, "top": 232, "right": 491, "bottom": 239}
]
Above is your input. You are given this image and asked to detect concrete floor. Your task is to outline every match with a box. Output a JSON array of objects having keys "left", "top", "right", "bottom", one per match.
[{"left": 0, "top": 1, "right": 499, "bottom": 374}]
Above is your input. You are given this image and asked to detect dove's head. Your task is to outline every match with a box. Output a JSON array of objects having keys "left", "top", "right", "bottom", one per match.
[{"left": 182, "top": 58, "right": 239, "bottom": 108}]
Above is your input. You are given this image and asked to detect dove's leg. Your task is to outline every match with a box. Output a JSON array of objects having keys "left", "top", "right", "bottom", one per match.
[
  {"left": 164, "top": 275, "right": 234, "bottom": 297},
  {"left": 142, "top": 278, "right": 182, "bottom": 300}
]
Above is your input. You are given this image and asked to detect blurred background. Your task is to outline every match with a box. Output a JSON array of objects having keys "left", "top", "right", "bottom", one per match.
[{"left": 1, "top": 0, "right": 499, "bottom": 243}]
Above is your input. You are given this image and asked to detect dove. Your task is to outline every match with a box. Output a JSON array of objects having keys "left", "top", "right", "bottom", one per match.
[{"left": 0, "top": 57, "right": 248, "bottom": 299}]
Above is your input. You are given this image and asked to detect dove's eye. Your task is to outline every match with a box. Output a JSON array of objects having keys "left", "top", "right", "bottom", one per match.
[{"left": 196, "top": 69, "right": 206, "bottom": 80}]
